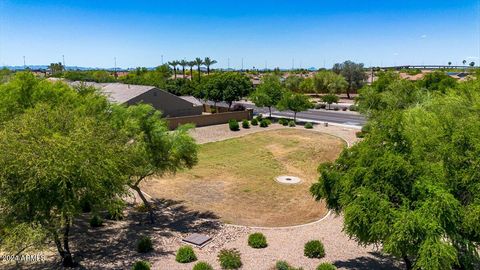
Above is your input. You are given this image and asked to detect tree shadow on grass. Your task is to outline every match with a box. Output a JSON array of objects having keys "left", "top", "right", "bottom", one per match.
[
  {"left": 12, "top": 198, "right": 220, "bottom": 270},
  {"left": 333, "top": 252, "right": 403, "bottom": 270}
]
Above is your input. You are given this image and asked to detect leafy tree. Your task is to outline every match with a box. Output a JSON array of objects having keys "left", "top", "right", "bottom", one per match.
[
  {"left": 250, "top": 74, "right": 284, "bottom": 117},
  {"left": 462, "top": 60, "right": 467, "bottom": 65},
  {"left": 311, "top": 79, "right": 480, "bottom": 270},
  {"left": 277, "top": 91, "right": 312, "bottom": 121},
  {"left": 448, "top": 62, "right": 452, "bottom": 66},
  {"left": 299, "top": 77, "right": 315, "bottom": 93},
  {"left": 321, "top": 94, "right": 339, "bottom": 110},
  {"left": 470, "top": 62, "right": 475, "bottom": 67},
  {"left": 332, "top": 61, "right": 367, "bottom": 99},
  {"left": 168, "top": 61, "right": 179, "bottom": 79},
  {"left": 314, "top": 70, "right": 347, "bottom": 94},
  {"left": 419, "top": 71, "right": 457, "bottom": 93},
  {"left": 49, "top": 62, "right": 64, "bottom": 75},
  {"left": 199, "top": 72, "right": 252, "bottom": 110},
  {"left": 204, "top": 57, "right": 217, "bottom": 75},
  {"left": 0, "top": 75, "right": 129, "bottom": 267},
  {"left": 111, "top": 104, "right": 198, "bottom": 224},
  {"left": 284, "top": 75, "right": 304, "bottom": 92}
]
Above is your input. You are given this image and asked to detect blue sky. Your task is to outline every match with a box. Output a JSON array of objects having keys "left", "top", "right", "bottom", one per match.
[{"left": 1, "top": 0, "right": 479, "bottom": 69}]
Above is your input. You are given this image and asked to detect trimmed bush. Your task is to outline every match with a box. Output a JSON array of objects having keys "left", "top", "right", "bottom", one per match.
[
  {"left": 210, "top": 108, "right": 217, "bottom": 114},
  {"left": 136, "top": 236, "right": 153, "bottom": 253},
  {"left": 228, "top": 119, "right": 240, "bottom": 131},
  {"left": 175, "top": 246, "right": 197, "bottom": 263},
  {"left": 260, "top": 119, "right": 269, "bottom": 128},
  {"left": 278, "top": 118, "right": 288, "bottom": 126},
  {"left": 304, "top": 240, "right": 325, "bottom": 258},
  {"left": 316, "top": 262, "right": 337, "bottom": 270},
  {"left": 288, "top": 120, "right": 296, "bottom": 127},
  {"left": 218, "top": 248, "right": 242, "bottom": 269},
  {"left": 242, "top": 119, "right": 250, "bottom": 129},
  {"left": 80, "top": 199, "right": 92, "bottom": 213},
  {"left": 265, "top": 118, "right": 272, "bottom": 125},
  {"left": 256, "top": 114, "right": 263, "bottom": 121},
  {"left": 89, "top": 215, "right": 103, "bottom": 228},
  {"left": 251, "top": 118, "right": 258, "bottom": 126},
  {"left": 304, "top": 122, "right": 313, "bottom": 129},
  {"left": 275, "top": 260, "right": 303, "bottom": 270},
  {"left": 342, "top": 107, "right": 347, "bottom": 111},
  {"left": 248, "top": 232, "right": 267, "bottom": 248},
  {"left": 333, "top": 107, "right": 339, "bottom": 111},
  {"left": 349, "top": 105, "right": 358, "bottom": 111},
  {"left": 193, "top": 261, "right": 214, "bottom": 270},
  {"left": 132, "top": 260, "right": 151, "bottom": 270}
]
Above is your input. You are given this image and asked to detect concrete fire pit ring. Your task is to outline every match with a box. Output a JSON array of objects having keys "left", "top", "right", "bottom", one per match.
[{"left": 275, "top": 175, "right": 302, "bottom": 185}]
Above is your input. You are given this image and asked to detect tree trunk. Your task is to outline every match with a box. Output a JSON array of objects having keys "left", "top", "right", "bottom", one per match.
[
  {"left": 403, "top": 256, "right": 412, "bottom": 270},
  {"left": 207, "top": 66, "right": 210, "bottom": 75},
  {"left": 132, "top": 185, "right": 155, "bottom": 224},
  {"left": 182, "top": 67, "right": 185, "bottom": 77},
  {"left": 53, "top": 222, "right": 76, "bottom": 267},
  {"left": 213, "top": 102, "right": 217, "bottom": 113},
  {"left": 190, "top": 67, "right": 193, "bottom": 80},
  {"left": 346, "top": 82, "right": 351, "bottom": 99},
  {"left": 197, "top": 67, "right": 201, "bottom": 82},
  {"left": 294, "top": 111, "right": 297, "bottom": 122},
  {"left": 228, "top": 102, "right": 232, "bottom": 111},
  {"left": 174, "top": 67, "right": 177, "bottom": 79},
  {"left": 268, "top": 107, "right": 272, "bottom": 118}
]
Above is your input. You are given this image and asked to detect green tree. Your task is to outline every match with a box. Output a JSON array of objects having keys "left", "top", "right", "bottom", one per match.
[
  {"left": 299, "top": 77, "right": 315, "bottom": 93},
  {"left": 470, "top": 62, "right": 475, "bottom": 67},
  {"left": 419, "top": 71, "right": 457, "bottom": 93},
  {"left": 277, "top": 91, "right": 312, "bottom": 121},
  {"left": 199, "top": 72, "right": 252, "bottom": 110},
  {"left": 188, "top": 61, "right": 195, "bottom": 80},
  {"left": 111, "top": 104, "right": 198, "bottom": 224},
  {"left": 49, "top": 62, "right": 64, "bottom": 75},
  {"left": 311, "top": 80, "right": 480, "bottom": 270},
  {"left": 250, "top": 75, "right": 284, "bottom": 117},
  {"left": 179, "top": 60, "right": 188, "bottom": 78},
  {"left": 321, "top": 94, "right": 339, "bottom": 110},
  {"left": 284, "top": 75, "right": 304, "bottom": 92},
  {"left": 332, "top": 61, "right": 367, "bottom": 99},
  {"left": 204, "top": 57, "right": 217, "bottom": 75},
  {"left": 0, "top": 75, "right": 129, "bottom": 267}
]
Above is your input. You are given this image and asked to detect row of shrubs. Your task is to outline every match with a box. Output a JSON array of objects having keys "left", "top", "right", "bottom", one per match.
[
  {"left": 229, "top": 116, "right": 314, "bottom": 131},
  {"left": 314, "top": 103, "right": 358, "bottom": 111},
  {"left": 131, "top": 233, "right": 335, "bottom": 269}
]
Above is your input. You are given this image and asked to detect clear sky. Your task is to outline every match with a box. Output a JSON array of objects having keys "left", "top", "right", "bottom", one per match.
[{"left": 1, "top": 0, "right": 479, "bottom": 69}]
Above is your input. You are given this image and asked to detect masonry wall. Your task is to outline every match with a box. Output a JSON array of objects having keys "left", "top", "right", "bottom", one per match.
[{"left": 167, "top": 109, "right": 253, "bottom": 130}]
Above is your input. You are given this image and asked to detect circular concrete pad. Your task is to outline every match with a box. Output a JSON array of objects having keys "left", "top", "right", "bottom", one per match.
[{"left": 275, "top": 175, "right": 302, "bottom": 185}]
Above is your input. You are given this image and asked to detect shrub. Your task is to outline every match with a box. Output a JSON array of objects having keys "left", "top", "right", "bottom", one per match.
[
  {"left": 210, "top": 108, "right": 217, "bottom": 114},
  {"left": 132, "top": 260, "right": 151, "bottom": 270},
  {"left": 228, "top": 119, "right": 240, "bottom": 131},
  {"left": 248, "top": 232, "right": 267, "bottom": 248},
  {"left": 256, "top": 114, "right": 263, "bottom": 121},
  {"left": 175, "top": 246, "right": 197, "bottom": 263},
  {"left": 342, "top": 107, "right": 347, "bottom": 111},
  {"left": 232, "top": 104, "right": 246, "bottom": 111},
  {"left": 260, "top": 119, "right": 269, "bottom": 128},
  {"left": 218, "top": 248, "right": 242, "bottom": 269},
  {"left": 278, "top": 118, "right": 288, "bottom": 125},
  {"left": 135, "top": 203, "right": 149, "bottom": 213},
  {"left": 265, "top": 118, "right": 272, "bottom": 125},
  {"left": 80, "top": 199, "right": 92, "bottom": 213},
  {"left": 304, "top": 240, "right": 325, "bottom": 258},
  {"left": 275, "top": 260, "right": 303, "bottom": 270},
  {"left": 304, "top": 122, "right": 313, "bottom": 129},
  {"left": 136, "top": 236, "right": 153, "bottom": 253},
  {"left": 316, "top": 262, "right": 337, "bottom": 270},
  {"left": 106, "top": 201, "right": 125, "bottom": 220},
  {"left": 251, "top": 118, "right": 258, "bottom": 126},
  {"left": 89, "top": 215, "right": 103, "bottom": 228},
  {"left": 242, "top": 119, "right": 250, "bottom": 129},
  {"left": 333, "top": 107, "right": 339, "bottom": 111},
  {"left": 349, "top": 105, "right": 358, "bottom": 111},
  {"left": 193, "top": 261, "right": 214, "bottom": 270},
  {"left": 288, "top": 120, "right": 296, "bottom": 127}
]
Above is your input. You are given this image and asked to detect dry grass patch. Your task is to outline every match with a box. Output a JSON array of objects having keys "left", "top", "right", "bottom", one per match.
[{"left": 142, "top": 129, "right": 345, "bottom": 227}]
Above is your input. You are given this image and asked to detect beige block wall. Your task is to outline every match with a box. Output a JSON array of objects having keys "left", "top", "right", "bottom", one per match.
[{"left": 167, "top": 109, "right": 253, "bottom": 130}]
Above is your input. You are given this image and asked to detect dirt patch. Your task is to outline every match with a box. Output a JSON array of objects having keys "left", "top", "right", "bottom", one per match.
[{"left": 143, "top": 129, "right": 345, "bottom": 227}]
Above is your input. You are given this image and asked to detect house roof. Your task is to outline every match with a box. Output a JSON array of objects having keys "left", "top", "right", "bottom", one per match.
[
  {"left": 100, "top": 83, "right": 156, "bottom": 103},
  {"left": 179, "top": 96, "right": 203, "bottom": 106}
]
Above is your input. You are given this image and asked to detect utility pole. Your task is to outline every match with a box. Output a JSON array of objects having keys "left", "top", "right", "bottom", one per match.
[
  {"left": 62, "top": 55, "right": 65, "bottom": 66},
  {"left": 227, "top": 58, "right": 230, "bottom": 70},
  {"left": 114, "top": 57, "right": 117, "bottom": 78},
  {"left": 265, "top": 60, "right": 267, "bottom": 71},
  {"left": 292, "top": 58, "right": 295, "bottom": 70},
  {"left": 161, "top": 55, "right": 164, "bottom": 65},
  {"left": 241, "top": 58, "right": 244, "bottom": 71},
  {"left": 23, "top": 56, "right": 26, "bottom": 69}
]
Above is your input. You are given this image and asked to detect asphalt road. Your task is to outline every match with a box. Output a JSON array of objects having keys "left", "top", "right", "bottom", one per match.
[{"left": 238, "top": 102, "right": 367, "bottom": 127}]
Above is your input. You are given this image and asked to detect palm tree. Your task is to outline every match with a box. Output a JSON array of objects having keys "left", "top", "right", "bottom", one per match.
[
  {"left": 194, "top": 57, "right": 204, "bottom": 82},
  {"left": 179, "top": 60, "right": 188, "bottom": 78},
  {"left": 463, "top": 60, "right": 467, "bottom": 65},
  {"left": 187, "top": 61, "right": 195, "bottom": 80},
  {"left": 448, "top": 62, "right": 452, "bottom": 66},
  {"left": 204, "top": 57, "right": 217, "bottom": 75},
  {"left": 168, "top": 61, "right": 178, "bottom": 79}
]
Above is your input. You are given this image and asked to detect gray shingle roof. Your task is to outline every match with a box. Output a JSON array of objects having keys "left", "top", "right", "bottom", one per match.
[{"left": 100, "top": 83, "right": 155, "bottom": 103}]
